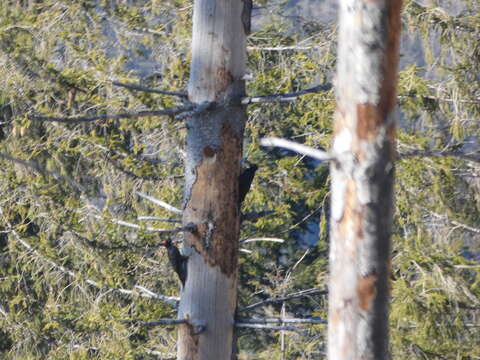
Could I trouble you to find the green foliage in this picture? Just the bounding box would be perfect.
[0,0,479,359]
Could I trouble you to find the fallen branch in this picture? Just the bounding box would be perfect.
[112,81,188,98]
[260,137,334,162]
[31,104,196,123]
[241,84,332,105]
[136,191,183,215]
[238,288,327,313]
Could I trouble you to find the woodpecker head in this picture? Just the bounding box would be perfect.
[162,238,172,247]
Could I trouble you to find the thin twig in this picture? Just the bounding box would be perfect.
[136,191,183,215]
[261,137,334,162]
[238,288,328,313]
[241,84,332,105]
[112,81,188,98]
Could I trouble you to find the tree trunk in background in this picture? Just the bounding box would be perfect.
[328,1,402,359]
[178,0,247,359]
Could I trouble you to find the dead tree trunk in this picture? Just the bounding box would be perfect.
[328,1,402,359]
[177,0,247,359]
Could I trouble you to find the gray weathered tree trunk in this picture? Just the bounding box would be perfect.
[177,0,247,359]
[328,0,402,359]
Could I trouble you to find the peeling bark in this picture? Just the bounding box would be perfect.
[328,1,402,359]
[177,0,248,359]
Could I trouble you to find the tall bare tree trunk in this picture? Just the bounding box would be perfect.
[328,1,402,359]
[177,0,247,359]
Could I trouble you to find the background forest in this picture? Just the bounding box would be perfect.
[0,0,479,359]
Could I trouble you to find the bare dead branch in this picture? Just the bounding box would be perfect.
[137,318,187,326]
[235,323,303,332]
[137,216,182,223]
[132,318,206,334]
[399,150,480,165]
[236,317,326,325]
[247,45,318,51]
[238,288,328,313]
[30,104,196,123]
[112,81,188,98]
[241,84,332,105]
[260,137,334,162]
[136,191,183,215]
[240,237,284,244]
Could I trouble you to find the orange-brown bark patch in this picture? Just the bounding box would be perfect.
[379,0,402,116]
[178,322,200,358]
[357,272,378,312]
[339,180,364,245]
[215,67,234,100]
[183,124,241,276]
[356,104,382,141]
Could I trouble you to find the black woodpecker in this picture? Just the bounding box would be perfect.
[238,164,258,207]
[162,239,188,287]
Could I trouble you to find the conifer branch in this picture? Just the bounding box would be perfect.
[112,81,188,98]
[0,207,178,307]
[260,137,334,162]
[0,152,84,192]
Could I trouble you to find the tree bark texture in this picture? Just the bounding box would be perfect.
[328,1,402,360]
[178,0,247,359]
